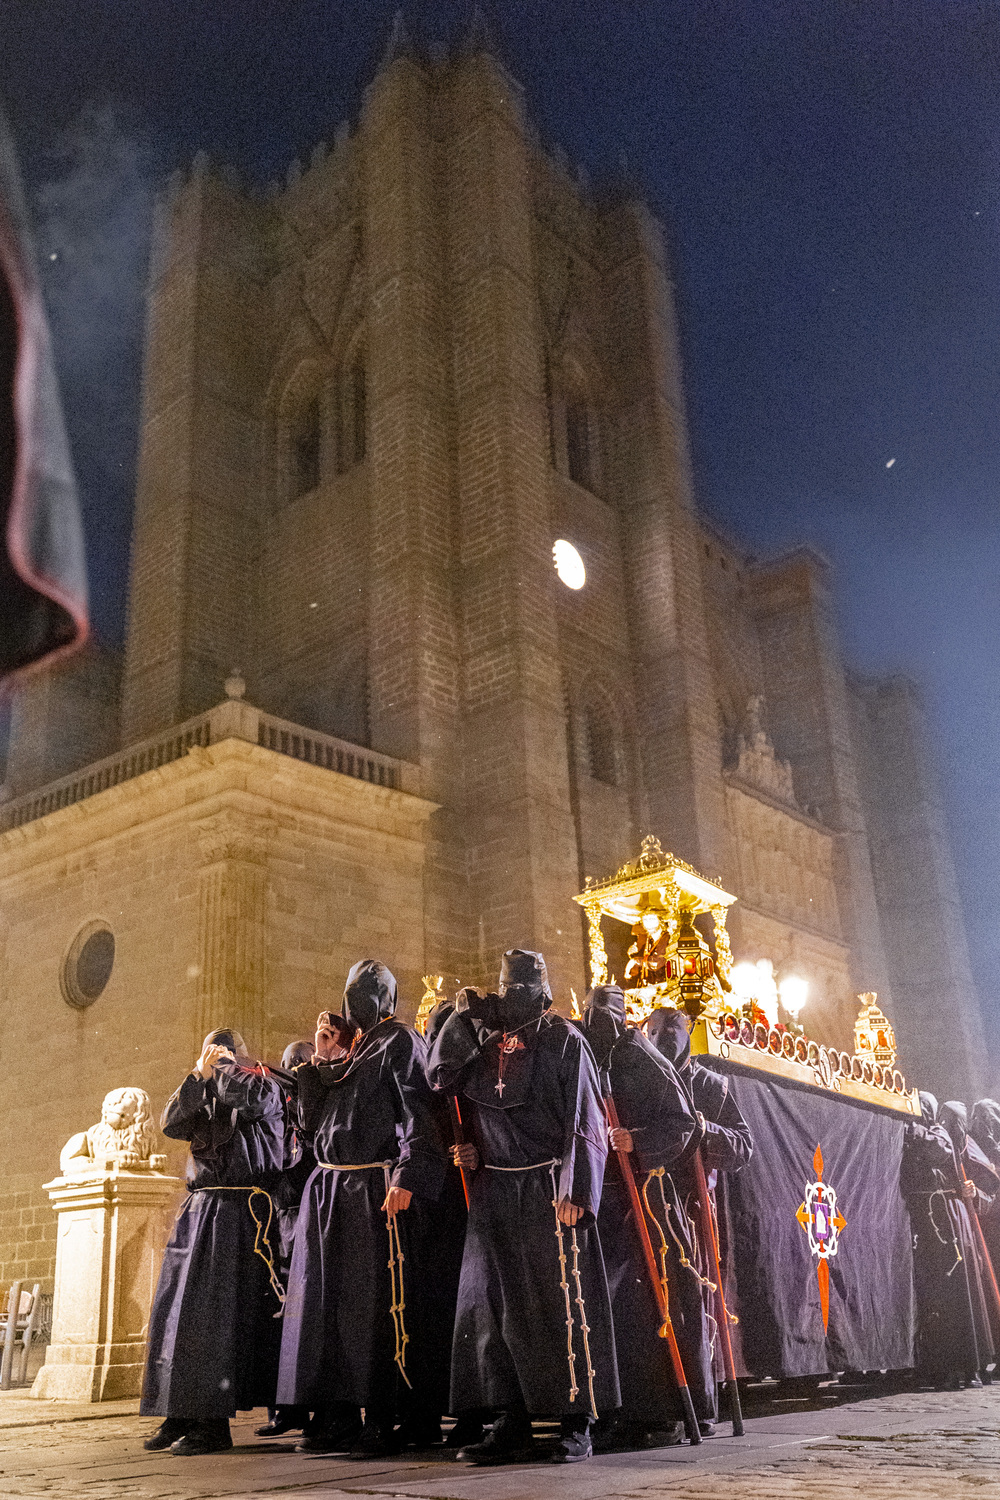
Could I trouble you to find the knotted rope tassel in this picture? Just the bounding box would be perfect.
[568,1222,598,1418]
[642,1169,716,1295]
[317,1159,412,1381]
[188,1185,286,1313]
[383,1164,412,1388]
[549,1162,580,1406]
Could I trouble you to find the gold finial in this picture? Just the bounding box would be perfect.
[854,992,897,1067]
[416,975,444,1036]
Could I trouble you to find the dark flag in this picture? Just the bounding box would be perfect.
[0,103,87,686]
[715,1063,915,1376]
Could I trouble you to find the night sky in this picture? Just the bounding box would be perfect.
[3,1,999,1054]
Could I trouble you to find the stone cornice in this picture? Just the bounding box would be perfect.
[0,737,439,882]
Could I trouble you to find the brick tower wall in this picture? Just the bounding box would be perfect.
[848,673,988,1099]
[120,165,273,742]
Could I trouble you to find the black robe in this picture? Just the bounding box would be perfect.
[969,1101,1000,1342]
[902,1115,995,1383]
[276,1019,446,1415]
[270,1065,317,1280]
[140,1061,286,1418]
[596,1027,704,1427]
[418,1002,471,1419]
[643,1009,753,1421]
[427,1007,620,1419]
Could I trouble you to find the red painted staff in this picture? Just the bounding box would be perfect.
[448,1095,472,1210]
[692,1147,744,1436]
[957,1156,1000,1333]
[604,1092,702,1445]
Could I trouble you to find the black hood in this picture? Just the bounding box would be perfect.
[582,984,627,1068]
[343,959,398,1034]
[644,1007,691,1073]
[424,1000,455,1050]
[497,949,552,1030]
[940,1099,968,1154]
[204,1028,250,1060]
[918,1091,939,1126]
[970,1098,1000,1164]
[281,1039,313,1071]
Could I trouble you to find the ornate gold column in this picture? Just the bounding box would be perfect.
[194,814,273,1055]
[582,900,609,988]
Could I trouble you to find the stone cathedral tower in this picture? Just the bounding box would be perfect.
[0,20,987,1287]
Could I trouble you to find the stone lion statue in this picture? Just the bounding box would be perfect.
[60,1087,166,1175]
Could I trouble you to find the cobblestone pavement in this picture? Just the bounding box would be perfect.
[0,1382,997,1500]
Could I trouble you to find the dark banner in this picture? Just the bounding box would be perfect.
[714,1061,915,1376]
[1,104,88,687]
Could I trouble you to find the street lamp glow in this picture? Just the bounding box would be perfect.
[731,962,758,1003]
[553,539,586,589]
[779,975,809,1023]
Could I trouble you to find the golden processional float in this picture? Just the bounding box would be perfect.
[574,835,918,1117]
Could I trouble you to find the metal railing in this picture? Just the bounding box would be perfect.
[0,697,417,833]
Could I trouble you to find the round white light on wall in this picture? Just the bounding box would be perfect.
[553,539,586,590]
[779,975,810,1023]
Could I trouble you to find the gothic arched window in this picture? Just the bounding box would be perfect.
[583,696,619,786]
[566,398,592,490]
[336,348,367,474]
[548,355,600,494]
[290,394,321,498]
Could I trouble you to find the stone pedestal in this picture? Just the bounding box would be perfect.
[31,1166,181,1401]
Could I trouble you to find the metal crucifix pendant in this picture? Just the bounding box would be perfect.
[496,1031,525,1096]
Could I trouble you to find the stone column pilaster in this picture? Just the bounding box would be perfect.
[194,813,272,1054]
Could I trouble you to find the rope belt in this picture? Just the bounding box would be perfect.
[642,1169,717,1294]
[482,1155,598,1415]
[925,1187,964,1275]
[484,1158,562,1171]
[317,1159,411,1386]
[188,1186,285,1311]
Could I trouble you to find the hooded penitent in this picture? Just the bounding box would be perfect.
[940,1100,969,1155]
[496,948,552,1031]
[903,1091,997,1385]
[581,983,710,1430]
[276,961,446,1421]
[581,984,627,1071]
[644,1006,692,1074]
[970,1099,1000,1167]
[424,1000,456,1050]
[342,959,398,1034]
[204,1027,251,1060]
[426,950,621,1420]
[281,1040,313,1072]
[142,1021,287,1422]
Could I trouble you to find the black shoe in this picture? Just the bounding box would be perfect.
[445,1414,486,1449]
[458,1410,534,1465]
[591,1419,650,1455]
[256,1417,299,1437]
[170,1421,233,1456]
[396,1417,443,1448]
[144,1418,190,1451]
[552,1417,592,1464]
[348,1421,402,1459]
[296,1417,363,1454]
[698,1420,716,1438]
[651,1421,685,1447]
